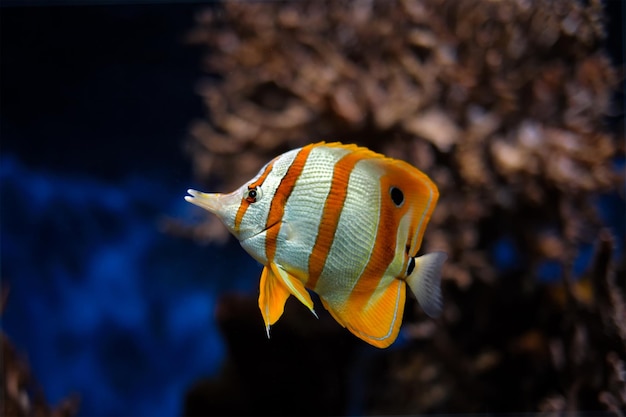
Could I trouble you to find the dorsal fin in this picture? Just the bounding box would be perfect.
[312,142,395,164]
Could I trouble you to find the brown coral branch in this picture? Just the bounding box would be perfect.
[179,0,624,414]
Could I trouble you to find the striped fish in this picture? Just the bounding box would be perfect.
[186,142,446,348]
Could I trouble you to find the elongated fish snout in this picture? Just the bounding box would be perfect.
[185,189,222,213]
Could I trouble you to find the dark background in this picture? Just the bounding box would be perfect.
[1,1,624,416]
[1,3,263,416]
[1,4,203,180]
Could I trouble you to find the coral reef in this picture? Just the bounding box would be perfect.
[181,0,624,414]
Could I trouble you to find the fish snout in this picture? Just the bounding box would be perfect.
[185,189,223,214]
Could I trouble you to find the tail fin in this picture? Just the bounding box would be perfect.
[406,252,446,317]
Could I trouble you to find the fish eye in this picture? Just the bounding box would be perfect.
[244,186,263,203]
[389,186,404,207]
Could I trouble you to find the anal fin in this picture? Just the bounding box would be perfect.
[320,279,406,348]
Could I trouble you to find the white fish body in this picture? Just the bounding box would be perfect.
[186,142,445,348]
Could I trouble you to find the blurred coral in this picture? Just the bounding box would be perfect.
[184,0,621,270]
[181,0,624,414]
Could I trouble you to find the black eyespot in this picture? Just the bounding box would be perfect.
[244,186,263,203]
[407,257,416,276]
[390,186,404,207]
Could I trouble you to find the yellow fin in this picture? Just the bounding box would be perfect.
[258,266,291,338]
[258,263,317,338]
[320,280,406,348]
[269,263,317,318]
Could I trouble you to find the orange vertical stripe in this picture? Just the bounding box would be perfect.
[307,151,362,290]
[264,145,314,261]
[233,201,249,234]
[408,171,438,256]
[248,159,277,189]
[345,173,409,311]
[234,160,276,233]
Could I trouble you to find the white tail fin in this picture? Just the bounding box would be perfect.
[406,252,446,318]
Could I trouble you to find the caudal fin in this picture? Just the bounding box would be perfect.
[406,252,446,318]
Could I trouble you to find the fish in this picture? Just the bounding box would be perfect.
[185,142,446,348]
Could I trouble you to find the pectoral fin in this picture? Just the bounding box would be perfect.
[320,279,406,348]
[258,263,317,338]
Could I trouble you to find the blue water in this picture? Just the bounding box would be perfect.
[1,154,259,416]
